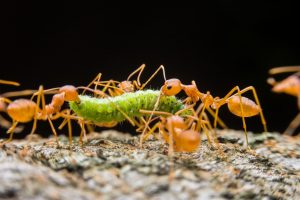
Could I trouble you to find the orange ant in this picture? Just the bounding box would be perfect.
[159,115,201,153]
[2,85,80,145]
[88,64,167,97]
[139,102,221,148]
[139,108,210,152]
[138,106,215,181]
[267,66,300,135]
[159,78,267,147]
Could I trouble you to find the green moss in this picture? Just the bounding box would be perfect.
[69,90,190,123]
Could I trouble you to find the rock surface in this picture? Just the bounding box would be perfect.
[0,130,299,200]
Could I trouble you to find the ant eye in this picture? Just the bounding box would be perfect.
[167,85,172,90]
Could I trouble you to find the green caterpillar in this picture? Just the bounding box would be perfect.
[69,90,189,123]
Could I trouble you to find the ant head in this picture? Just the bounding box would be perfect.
[267,77,276,86]
[59,85,79,102]
[161,79,182,96]
[167,115,187,129]
[118,81,135,93]
[174,130,200,152]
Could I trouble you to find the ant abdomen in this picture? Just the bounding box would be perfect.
[227,96,261,117]
[174,130,200,152]
[7,99,36,123]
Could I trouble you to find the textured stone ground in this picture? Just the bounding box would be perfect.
[0,130,299,200]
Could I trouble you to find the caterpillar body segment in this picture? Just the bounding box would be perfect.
[69,90,190,123]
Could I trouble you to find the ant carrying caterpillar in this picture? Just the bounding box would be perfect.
[141,78,268,148]
[69,90,191,125]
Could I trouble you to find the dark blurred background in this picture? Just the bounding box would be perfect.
[1,3,300,138]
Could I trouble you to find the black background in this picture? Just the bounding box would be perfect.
[1,3,300,137]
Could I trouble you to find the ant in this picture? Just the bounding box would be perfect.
[46,85,130,146]
[267,66,300,135]
[139,107,212,152]
[2,85,80,145]
[89,64,167,96]
[139,102,221,148]
[159,78,267,147]
[138,106,216,181]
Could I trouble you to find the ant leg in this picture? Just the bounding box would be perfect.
[101,80,122,95]
[56,110,81,145]
[213,86,249,147]
[94,80,122,95]
[0,97,12,104]
[56,114,71,144]
[206,107,227,129]
[0,79,20,86]
[86,124,94,134]
[139,92,163,146]
[236,87,249,147]
[83,74,120,95]
[197,100,210,132]
[202,115,225,157]
[174,103,196,116]
[191,101,227,129]
[269,66,300,75]
[47,117,59,146]
[238,86,267,132]
[283,112,300,135]
[201,122,212,145]
[108,100,137,126]
[136,116,159,132]
[0,115,23,133]
[141,122,160,143]
[66,109,73,146]
[1,90,38,98]
[30,85,43,135]
[83,73,102,95]
[5,120,19,142]
[79,120,86,146]
[127,64,146,85]
[139,109,173,116]
[137,65,167,90]
[166,118,175,181]
[213,86,242,128]
[159,123,170,143]
[41,86,60,145]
